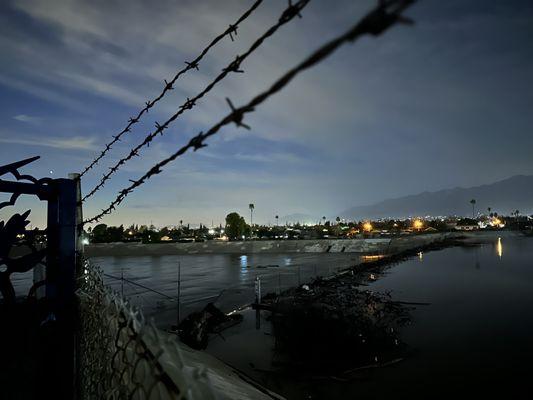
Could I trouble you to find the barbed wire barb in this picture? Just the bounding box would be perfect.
[83,0,416,225]
[78,0,264,178]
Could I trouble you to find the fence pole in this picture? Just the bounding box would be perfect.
[45,177,77,400]
[177,261,181,326]
[255,276,261,330]
[69,173,83,400]
[254,276,261,303]
[69,173,83,263]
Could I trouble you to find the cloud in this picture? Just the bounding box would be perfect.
[13,114,41,124]
[0,135,98,150]
[233,152,302,164]
[55,71,146,106]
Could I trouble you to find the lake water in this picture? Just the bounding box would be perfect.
[89,252,361,326]
[205,234,533,399]
[10,234,533,398]
[9,252,361,327]
[359,234,533,398]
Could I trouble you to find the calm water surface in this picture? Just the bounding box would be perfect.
[206,235,533,399]
[11,251,362,326]
[358,235,533,398]
[90,252,361,326]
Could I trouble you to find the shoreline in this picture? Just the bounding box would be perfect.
[85,232,466,257]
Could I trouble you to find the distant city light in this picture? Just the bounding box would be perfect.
[361,255,385,261]
[208,228,215,235]
[413,219,424,230]
[491,217,505,228]
[363,222,373,232]
[82,238,90,245]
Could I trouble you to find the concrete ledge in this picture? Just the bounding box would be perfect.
[85,233,458,257]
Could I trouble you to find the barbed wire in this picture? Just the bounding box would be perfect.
[78,0,263,179]
[83,0,415,225]
[81,0,310,202]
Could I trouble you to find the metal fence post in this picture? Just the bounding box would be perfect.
[177,261,181,326]
[69,173,83,400]
[69,173,84,269]
[45,177,78,399]
[254,276,261,304]
[46,178,77,312]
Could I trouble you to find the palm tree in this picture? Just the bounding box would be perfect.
[322,216,326,225]
[470,199,476,219]
[336,216,341,224]
[249,203,255,238]
[275,215,279,226]
[487,207,491,215]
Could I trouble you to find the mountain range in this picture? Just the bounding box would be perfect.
[339,175,533,220]
[281,175,533,223]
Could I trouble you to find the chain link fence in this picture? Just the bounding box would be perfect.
[77,260,216,399]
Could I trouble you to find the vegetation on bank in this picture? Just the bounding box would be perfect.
[85,211,531,244]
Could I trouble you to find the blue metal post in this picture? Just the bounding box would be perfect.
[45,177,78,399]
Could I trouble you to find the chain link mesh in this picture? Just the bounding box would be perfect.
[77,260,216,399]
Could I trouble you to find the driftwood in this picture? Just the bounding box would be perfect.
[178,302,243,349]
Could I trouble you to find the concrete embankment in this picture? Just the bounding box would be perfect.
[85,232,460,257]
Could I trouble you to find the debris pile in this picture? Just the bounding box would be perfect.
[264,276,413,375]
[178,302,243,349]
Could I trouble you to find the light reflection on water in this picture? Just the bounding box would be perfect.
[361,235,533,397]
[239,254,249,282]
[497,237,503,258]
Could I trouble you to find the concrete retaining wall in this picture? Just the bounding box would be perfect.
[85,233,458,257]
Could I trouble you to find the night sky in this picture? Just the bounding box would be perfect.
[1,0,532,228]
